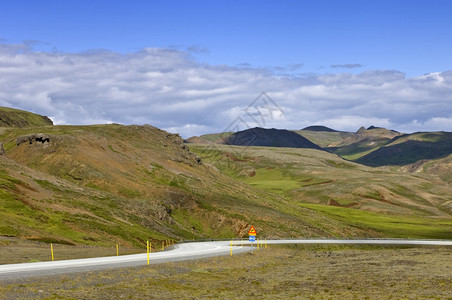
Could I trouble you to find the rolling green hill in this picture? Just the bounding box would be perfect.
[0,107,53,128]
[355,132,452,167]
[0,123,385,247]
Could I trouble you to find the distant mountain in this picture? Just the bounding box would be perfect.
[355,126,401,140]
[325,126,402,160]
[0,106,53,127]
[186,125,452,169]
[301,125,338,132]
[225,127,321,149]
[295,126,354,148]
[184,132,231,144]
[355,132,452,167]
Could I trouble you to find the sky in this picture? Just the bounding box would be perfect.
[1,0,452,137]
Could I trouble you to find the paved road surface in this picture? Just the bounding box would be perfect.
[1,239,451,280]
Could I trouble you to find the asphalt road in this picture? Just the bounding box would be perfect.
[1,239,451,280]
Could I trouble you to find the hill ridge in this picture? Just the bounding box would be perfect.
[225,127,321,149]
[0,106,53,128]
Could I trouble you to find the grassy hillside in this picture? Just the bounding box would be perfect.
[0,124,384,247]
[293,129,354,148]
[184,132,232,144]
[190,144,452,239]
[401,153,452,185]
[0,107,53,128]
[328,136,393,160]
[355,132,452,166]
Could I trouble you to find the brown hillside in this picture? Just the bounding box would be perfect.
[0,124,377,246]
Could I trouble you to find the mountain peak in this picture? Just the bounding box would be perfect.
[226,127,320,149]
[302,125,338,132]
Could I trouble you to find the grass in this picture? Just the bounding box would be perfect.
[300,203,452,239]
[0,106,53,128]
[243,168,300,195]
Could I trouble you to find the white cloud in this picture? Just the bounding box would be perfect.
[1,42,452,137]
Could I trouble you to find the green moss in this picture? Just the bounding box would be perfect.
[244,168,300,194]
[300,203,452,239]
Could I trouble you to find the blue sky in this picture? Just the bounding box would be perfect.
[1,0,452,136]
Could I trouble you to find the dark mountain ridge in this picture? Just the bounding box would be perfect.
[225,127,321,149]
[355,131,452,167]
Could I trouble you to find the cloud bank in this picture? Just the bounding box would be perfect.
[330,64,363,69]
[1,42,452,137]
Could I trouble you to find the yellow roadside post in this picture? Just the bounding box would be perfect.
[230,240,233,256]
[51,243,54,261]
[116,244,119,256]
[147,240,150,265]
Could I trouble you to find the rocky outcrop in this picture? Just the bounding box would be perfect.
[16,134,51,146]
[162,131,202,165]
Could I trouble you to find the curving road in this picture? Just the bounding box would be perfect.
[1,239,451,280]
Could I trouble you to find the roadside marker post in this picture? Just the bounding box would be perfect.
[230,240,233,256]
[147,241,150,265]
[50,243,54,261]
[116,244,119,256]
[162,241,164,251]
